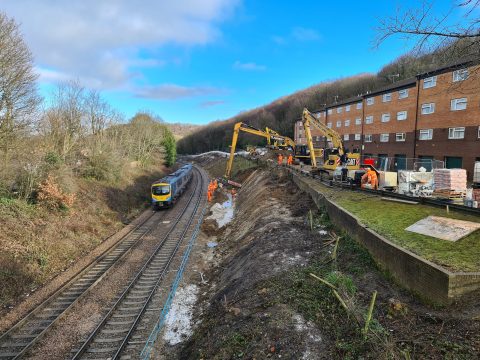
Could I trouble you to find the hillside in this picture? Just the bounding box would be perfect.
[166,122,200,140]
[177,40,477,155]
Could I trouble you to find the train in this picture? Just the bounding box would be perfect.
[151,163,193,209]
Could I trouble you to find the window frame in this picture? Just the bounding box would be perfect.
[327,122,332,128]
[336,121,342,128]
[345,105,351,112]
[343,134,350,141]
[356,102,362,109]
[355,118,362,125]
[382,93,392,102]
[381,113,391,122]
[327,109,332,115]
[397,111,408,121]
[419,129,433,140]
[423,76,437,89]
[398,89,409,99]
[337,107,342,114]
[450,97,467,111]
[448,127,465,139]
[366,97,374,106]
[380,133,389,142]
[365,115,373,124]
[421,103,435,115]
[364,134,373,142]
[395,133,406,142]
[453,69,469,82]
[354,133,361,140]
[344,119,350,127]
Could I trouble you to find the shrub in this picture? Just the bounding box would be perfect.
[37,175,76,210]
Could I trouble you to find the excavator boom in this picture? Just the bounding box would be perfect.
[224,122,295,178]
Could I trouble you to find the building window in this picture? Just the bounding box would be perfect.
[336,121,341,128]
[344,119,350,127]
[337,107,342,114]
[355,118,362,125]
[453,69,469,82]
[345,105,351,112]
[423,76,437,89]
[398,89,409,99]
[451,98,467,111]
[397,111,407,121]
[396,133,406,142]
[381,113,390,122]
[354,133,361,140]
[365,115,373,124]
[382,93,392,102]
[419,129,433,140]
[421,103,435,115]
[356,102,362,109]
[366,97,374,106]
[364,134,372,142]
[316,136,321,141]
[380,133,389,142]
[328,109,332,115]
[448,127,465,139]
[327,122,332,128]
[344,134,350,141]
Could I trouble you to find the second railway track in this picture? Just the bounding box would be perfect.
[70,166,207,360]
[0,166,206,360]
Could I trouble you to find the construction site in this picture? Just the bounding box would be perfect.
[2,2,480,359]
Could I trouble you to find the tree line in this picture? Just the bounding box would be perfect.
[0,12,176,204]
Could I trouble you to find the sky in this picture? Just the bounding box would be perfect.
[0,0,470,124]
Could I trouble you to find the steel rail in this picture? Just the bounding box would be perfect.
[0,209,162,360]
[71,167,204,360]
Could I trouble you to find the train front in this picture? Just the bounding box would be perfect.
[151,182,171,208]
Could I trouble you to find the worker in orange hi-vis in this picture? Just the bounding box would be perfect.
[213,179,218,189]
[287,154,293,166]
[207,190,212,202]
[277,154,283,165]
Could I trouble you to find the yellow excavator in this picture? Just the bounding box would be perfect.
[302,107,360,175]
[225,122,295,179]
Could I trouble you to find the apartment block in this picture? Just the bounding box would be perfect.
[293,59,480,179]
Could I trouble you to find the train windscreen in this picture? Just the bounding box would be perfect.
[152,185,170,195]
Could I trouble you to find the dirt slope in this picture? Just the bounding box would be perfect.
[156,166,480,359]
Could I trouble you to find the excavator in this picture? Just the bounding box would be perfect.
[224,122,295,179]
[302,107,360,176]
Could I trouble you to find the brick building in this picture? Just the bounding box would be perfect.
[293,59,480,179]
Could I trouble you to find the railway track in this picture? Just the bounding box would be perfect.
[70,166,207,359]
[0,166,205,360]
[0,211,163,359]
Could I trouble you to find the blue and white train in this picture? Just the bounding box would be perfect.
[151,164,193,209]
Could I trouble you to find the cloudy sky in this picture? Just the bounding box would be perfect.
[0,0,465,124]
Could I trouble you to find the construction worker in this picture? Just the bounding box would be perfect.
[361,168,378,190]
[287,154,293,166]
[277,153,283,166]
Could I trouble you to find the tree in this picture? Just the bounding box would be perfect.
[0,12,41,167]
[376,1,480,58]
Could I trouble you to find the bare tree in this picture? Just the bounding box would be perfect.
[0,12,41,167]
[42,81,85,162]
[376,1,480,58]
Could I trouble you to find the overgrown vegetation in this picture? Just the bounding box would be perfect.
[177,39,479,155]
[0,11,176,308]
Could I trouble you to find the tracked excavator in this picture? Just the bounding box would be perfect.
[224,122,295,179]
[302,107,360,176]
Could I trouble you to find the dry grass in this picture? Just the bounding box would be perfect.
[0,163,166,308]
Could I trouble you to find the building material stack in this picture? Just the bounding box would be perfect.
[397,171,434,197]
[433,169,467,202]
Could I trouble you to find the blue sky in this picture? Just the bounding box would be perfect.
[2,0,467,124]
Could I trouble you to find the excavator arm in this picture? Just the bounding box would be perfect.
[225,122,295,178]
[302,108,345,169]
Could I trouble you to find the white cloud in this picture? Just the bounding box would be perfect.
[2,1,240,89]
[134,84,224,100]
[233,61,267,71]
[200,100,225,108]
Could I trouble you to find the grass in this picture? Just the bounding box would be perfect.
[305,179,480,272]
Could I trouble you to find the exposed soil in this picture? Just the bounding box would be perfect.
[150,165,480,359]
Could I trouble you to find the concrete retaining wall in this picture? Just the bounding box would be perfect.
[287,168,480,305]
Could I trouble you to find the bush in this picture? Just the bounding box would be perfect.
[81,153,121,182]
[37,175,76,210]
